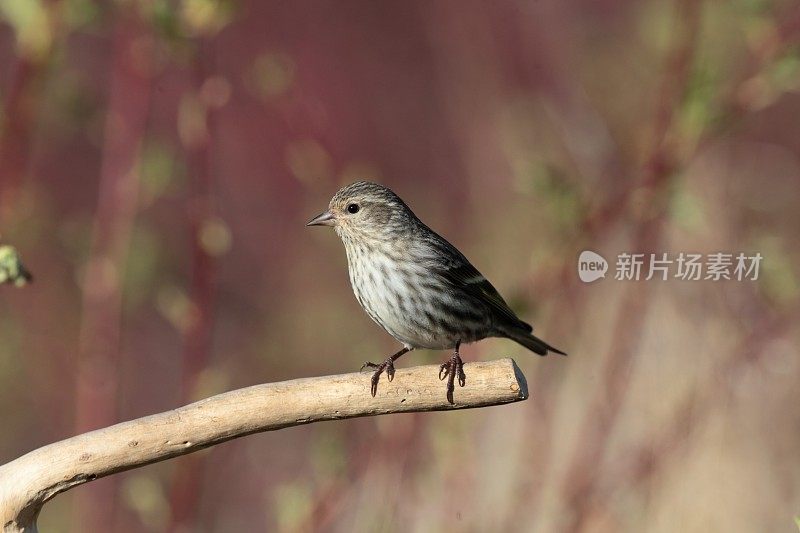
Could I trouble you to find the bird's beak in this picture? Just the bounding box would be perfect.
[306,211,336,227]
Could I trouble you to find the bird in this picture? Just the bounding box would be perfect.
[307,181,565,403]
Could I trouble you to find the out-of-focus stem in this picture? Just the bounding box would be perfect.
[71,10,153,533]
[557,1,702,530]
[0,57,40,223]
[0,0,64,223]
[166,39,220,532]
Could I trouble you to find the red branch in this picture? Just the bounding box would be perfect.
[71,11,153,532]
[557,1,702,530]
[167,39,220,532]
[0,57,39,223]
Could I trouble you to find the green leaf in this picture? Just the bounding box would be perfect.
[0,245,32,287]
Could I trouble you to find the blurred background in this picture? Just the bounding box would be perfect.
[1,0,799,531]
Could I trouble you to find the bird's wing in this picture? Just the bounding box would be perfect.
[424,233,533,332]
[442,262,532,332]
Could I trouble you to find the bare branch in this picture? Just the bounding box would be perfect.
[0,358,527,532]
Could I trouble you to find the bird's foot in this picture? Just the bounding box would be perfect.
[360,358,396,397]
[359,347,410,398]
[438,352,466,404]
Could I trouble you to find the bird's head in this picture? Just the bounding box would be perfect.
[307,181,416,243]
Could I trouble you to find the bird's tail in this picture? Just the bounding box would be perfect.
[503,328,567,356]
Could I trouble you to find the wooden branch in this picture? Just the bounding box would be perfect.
[0,358,527,532]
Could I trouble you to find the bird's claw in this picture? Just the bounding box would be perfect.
[360,361,379,372]
[370,372,380,397]
[367,359,395,397]
[439,353,466,404]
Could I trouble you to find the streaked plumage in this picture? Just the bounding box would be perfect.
[308,181,565,403]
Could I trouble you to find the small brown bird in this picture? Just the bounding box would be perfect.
[308,181,565,403]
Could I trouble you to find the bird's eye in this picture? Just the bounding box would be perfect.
[347,203,360,214]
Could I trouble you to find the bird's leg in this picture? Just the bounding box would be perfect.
[439,340,466,404]
[360,347,411,397]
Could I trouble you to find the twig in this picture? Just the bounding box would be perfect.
[0,359,527,533]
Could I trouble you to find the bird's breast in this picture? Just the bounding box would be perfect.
[342,245,487,350]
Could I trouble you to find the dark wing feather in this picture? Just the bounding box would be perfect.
[423,229,532,332]
[442,262,532,332]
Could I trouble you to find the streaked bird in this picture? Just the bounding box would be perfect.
[307,181,565,403]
